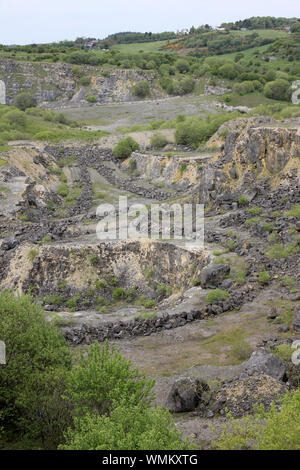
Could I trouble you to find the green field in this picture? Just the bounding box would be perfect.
[112,40,169,54]
[230,29,288,39]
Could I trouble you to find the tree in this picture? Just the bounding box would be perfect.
[175,59,190,73]
[59,403,191,450]
[65,341,154,416]
[264,79,290,101]
[113,137,139,159]
[13,91,36,111]
[290,22,300,33]
[0,291,72,441]
[132,80,150,98]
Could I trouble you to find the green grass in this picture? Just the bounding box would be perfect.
[112,40,169,54]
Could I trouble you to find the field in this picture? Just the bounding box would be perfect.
[112,40,169,53]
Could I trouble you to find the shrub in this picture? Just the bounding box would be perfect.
[4,110,27,128]
[285,204,300,218]
[132,81,150,98]
[205,289,229,303]
[238,195,249,206]
[258,271,271,284]
[13,91,36,111]
[79,76,91,86]
[0,291,71,440]
[65,341,154,416]
[88,253,98,266]
[113,137,139,159]
[175,59,190,73]
[150,133,168,149]
[216,389,300,450]
[57,183,69,197]
[59,402,190,450]
[143,299,156,309]
[112,287,126,300]
[86,95,97,103]
[231,339,252,361]
[26,247,39,262]
[247,206,262,216]
[264,79,290,101]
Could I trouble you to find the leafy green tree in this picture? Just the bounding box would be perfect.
[264,79,290,101]
[13,91,36,111]
[113,137,139,159]
[65,341,154,416]
[4,110,27,128]
[0,291,72,440]
[59,403,191,450]
[290,22,300,33]
[132,80,150,98]
[175,59,190,74]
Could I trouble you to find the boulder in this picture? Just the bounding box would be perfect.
[293,305,300,331]
[199,263,230,288]
[243,349,286,381]
[214,374,287,417]
[166,376,209,413]
[0,236,17,251]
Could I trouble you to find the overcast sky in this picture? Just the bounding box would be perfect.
[0,0,299,45]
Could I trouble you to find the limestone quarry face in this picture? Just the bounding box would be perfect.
[200,124,300,206]
[2,239,207,297]
[122,151,210,189]
[0,58,164,106]
[0,79,5,104]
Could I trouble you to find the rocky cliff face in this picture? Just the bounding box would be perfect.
[0,58,163,106]
[122,152,211,190]
[200,123,300,209]
[2,240,207,298]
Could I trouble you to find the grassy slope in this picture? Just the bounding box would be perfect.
[112,40,169,54]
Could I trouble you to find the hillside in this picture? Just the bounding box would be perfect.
[0,14,300,452]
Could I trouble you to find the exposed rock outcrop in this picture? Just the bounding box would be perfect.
[166,376,209,412]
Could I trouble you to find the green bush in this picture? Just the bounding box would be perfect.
[258,271,271,284]
[13,91,36,111]
[132,81,150,98]
[238,195,249,206]
[65,341,154,416]
[112,287,126,300]
[150,133,168,149]
[59,402,190,450]
[285,204,300,218]
[205,289,229,303]
[86,95,97,103]
[175,59,190,74]
[57,183,69,197]
[0,291,71,440]
[216,389,300,450]
[113,137,139,159]
[79,76,91,86]
[4,110,27,128]
[264,79,290,101]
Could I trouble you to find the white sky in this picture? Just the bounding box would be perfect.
[0,0,299,45]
